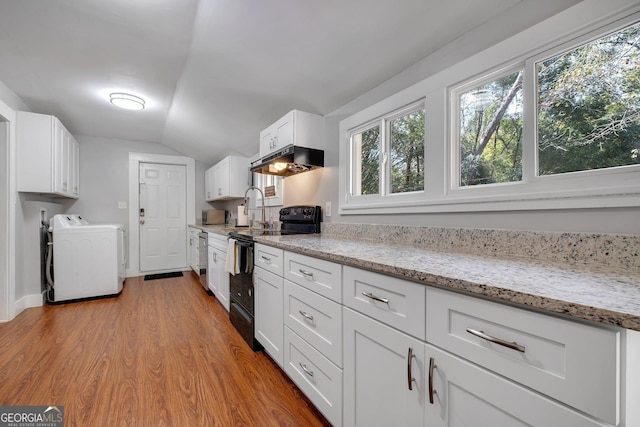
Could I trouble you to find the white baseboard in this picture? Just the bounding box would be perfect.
[14,293,43,317]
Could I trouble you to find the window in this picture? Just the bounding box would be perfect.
[351,124,380,196]
[458,70,523,186]
[339,7,640,214]
[390,108,425,193]
[349,102,425,199]
[537,22,640,175]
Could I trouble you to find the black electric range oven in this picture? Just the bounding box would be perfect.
[228,205,321,351]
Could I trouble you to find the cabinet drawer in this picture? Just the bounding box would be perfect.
[284,280,342,367]
[284,327,342,427]
[284,251,342,303]
[207,232,228,252]
[254,243,283,276]
[426,287,620,425]
[343,266,426,340]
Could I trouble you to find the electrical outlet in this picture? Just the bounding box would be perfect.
[325,201,332,217]
[118,202,127,209]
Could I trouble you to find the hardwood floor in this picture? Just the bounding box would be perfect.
[0,274,331,427]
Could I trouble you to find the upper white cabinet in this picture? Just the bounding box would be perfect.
[259,110,324,158]
[205,155,248,201]
[17,111,80,198]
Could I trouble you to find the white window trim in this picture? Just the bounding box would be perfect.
[347,100,426,202]
[339,1,640,215]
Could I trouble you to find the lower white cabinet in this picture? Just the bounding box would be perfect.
[188,227,200,273]
[207,246,229,311]
[424,344,609,427]
[253,245,637,427]
[284,327,342,426]
[254,266,284,367]
[343,307,425,427]
[207,233,229,311]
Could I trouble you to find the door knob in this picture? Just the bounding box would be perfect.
[140,219,145,225]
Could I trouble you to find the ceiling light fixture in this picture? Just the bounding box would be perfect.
[109,92,145,110]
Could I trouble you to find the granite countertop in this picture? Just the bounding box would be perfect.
[252,234,640,332]
[189,223,640,332]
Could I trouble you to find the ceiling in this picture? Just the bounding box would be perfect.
[0,0,580,165]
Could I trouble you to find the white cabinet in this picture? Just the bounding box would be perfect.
[424,344,609,427]
[188,226,200,273]
[17,111,80,198]
[343,307,425,427]
[284,326,343,426]
[254,265,284,367]
[426,287,620,425]
[254,243,285,367]
[284,280,343,366]
[205,155,249,201]
[343,266,425,339]
[204,168,214,201]
[259,110,324,158]
[208,233,229,311]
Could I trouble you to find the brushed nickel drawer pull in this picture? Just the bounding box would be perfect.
[299,363,314,377]
[428,357,437,404]
[361,291,389,305]
[299,310,314,321]
[466,328,526,353]
[407,347,415,391]
[299,269,314,278]
[260,255,271,262]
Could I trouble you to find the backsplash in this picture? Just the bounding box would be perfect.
[322,223,640,271]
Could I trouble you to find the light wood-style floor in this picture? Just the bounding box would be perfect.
[0,274,331,426]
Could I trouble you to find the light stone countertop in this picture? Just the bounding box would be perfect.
[249,233,640,332]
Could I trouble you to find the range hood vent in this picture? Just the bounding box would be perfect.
[250,145,324,177]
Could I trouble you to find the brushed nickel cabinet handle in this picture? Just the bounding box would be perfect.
[299,363,314,377]
[299,269,314,278]
[298,310,314,321]
[466,328,526,353]
[361,291,389,305]
[428,357,437,404]
[407,347,415,390]
[260,255,271,262]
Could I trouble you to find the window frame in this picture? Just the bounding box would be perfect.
[346,100,426,205]
[338,6,640,215]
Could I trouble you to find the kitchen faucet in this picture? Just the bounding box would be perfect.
[243,186,266,229]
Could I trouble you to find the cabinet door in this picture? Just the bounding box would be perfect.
[260,126,275,157]
[213,157,230,199]
[189,229,199,272]
[204,168,213,201]
[70,136,79,197]
[214,248,229,311]
[207,246,217,293]
[343,307,425,427]
[274,112,294,149]
[254,266,284,367]
[424,344,608,427]
[53,121,68,195]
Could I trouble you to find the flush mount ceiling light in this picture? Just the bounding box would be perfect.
[109,92,145,110]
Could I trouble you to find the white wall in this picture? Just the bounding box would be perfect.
[71,135,187,227]
[302,0,640,234]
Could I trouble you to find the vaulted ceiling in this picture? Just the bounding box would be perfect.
[0,0,580,165]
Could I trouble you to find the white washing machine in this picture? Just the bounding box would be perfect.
[49,214,126,302]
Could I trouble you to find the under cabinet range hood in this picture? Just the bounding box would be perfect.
[250,144,324,177]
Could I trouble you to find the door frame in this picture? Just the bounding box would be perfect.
[0,99,16,322]
[128,153,195,277]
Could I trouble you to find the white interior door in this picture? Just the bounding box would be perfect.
[139,162,187,273]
